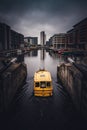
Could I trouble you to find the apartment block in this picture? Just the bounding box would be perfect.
[0,23,11,50]
[73,18,87,50]
[66,29,75,49]
[0,22,24,50]
[24,37,38,46]
[11,30,24,49]
[51,33,66,49]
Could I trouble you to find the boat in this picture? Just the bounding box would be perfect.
[58,48,68,54]
[34,69,53,97]
[62,51,74,55]
[62,50,85,56]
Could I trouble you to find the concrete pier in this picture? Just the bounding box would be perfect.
[0,62,27,112]
[57,62,87,119]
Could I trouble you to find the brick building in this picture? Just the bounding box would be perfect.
[66,29,74,49]
[66,18,87,50]
[73,18,87,50]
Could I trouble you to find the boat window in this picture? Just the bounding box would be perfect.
[40,82,46,88]
[35,82,39,87]
[47,82,51,87]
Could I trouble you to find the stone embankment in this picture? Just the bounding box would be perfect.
[57,61,87,119]
[0,60,27,112]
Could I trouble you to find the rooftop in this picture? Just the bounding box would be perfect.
[34,70,52,82]
[73,17,87,27]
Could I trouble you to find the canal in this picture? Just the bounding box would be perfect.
[2,49,87,130]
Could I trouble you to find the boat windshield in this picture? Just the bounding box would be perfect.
[35,82,39,87]
[40,81,46,88]
[47,82,51,87]
[35,81,51,88]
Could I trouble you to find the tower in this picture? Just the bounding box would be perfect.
[40,31,46,46]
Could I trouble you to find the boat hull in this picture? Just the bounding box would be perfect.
[34,89,53,97]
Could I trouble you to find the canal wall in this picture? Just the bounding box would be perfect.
[0,62,27,112]
[57,63,87,119]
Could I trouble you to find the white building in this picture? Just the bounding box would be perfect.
[51,33,66,49]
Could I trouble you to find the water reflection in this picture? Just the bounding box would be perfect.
[28,50,38,57]
[17,54,24,62]
[40,49,46,60]
[40,49,46,70]
[50,50,87,65]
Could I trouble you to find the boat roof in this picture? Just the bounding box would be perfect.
[34,70,52,82]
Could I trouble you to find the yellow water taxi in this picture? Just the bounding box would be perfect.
[34,69,53,97]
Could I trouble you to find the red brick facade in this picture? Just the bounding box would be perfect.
[66,18,87,50]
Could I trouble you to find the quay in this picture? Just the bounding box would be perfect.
[0,47,38,57]
[57,58,87,119]
[0,58,27,112]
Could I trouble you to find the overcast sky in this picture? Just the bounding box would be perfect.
[0,0,87,42]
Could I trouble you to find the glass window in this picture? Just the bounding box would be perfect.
[40,82,46,88]
[35,82,39,87]
[47,82,51,87]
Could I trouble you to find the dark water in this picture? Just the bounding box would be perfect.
[1,49,87,130]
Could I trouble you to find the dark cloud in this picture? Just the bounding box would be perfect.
[0,0,87,40]
[0,0,87,14]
